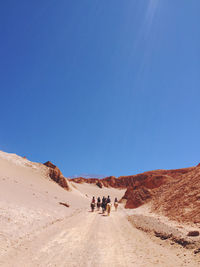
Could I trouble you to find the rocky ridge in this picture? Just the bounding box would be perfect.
[151,164,200,223]
[70,165,200,224]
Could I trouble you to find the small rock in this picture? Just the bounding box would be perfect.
[187,231,199,237]
[155,232,171,240]
[59,202,70,208]
[173,238,190,247]
[194,248,200,254]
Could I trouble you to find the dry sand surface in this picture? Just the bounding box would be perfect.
[0,151,200,266]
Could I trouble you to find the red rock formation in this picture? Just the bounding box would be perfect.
[118,167,196,210]
[96,181,103,188]
[70,167,194,195]
[44,161,70,191]
[70,177,99,184]
[70,167,194,190]
[121,187,152,208]
[151,165,200,223]
[70,165,199,220]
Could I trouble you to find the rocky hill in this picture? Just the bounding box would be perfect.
[70,167,195,189]
[71,165,200,223]
[151,164,200,224]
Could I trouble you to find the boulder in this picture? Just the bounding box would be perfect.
[121,187,152,209]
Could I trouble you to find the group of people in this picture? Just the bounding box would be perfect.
[90,196,119,216]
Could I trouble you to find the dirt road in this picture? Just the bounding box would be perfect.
[0,207,199,267]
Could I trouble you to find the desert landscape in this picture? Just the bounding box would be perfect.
[0,150,200,267]
[1,0,199,266]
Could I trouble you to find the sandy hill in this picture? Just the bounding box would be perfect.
[0,150,125,258]
[0,151,86,254]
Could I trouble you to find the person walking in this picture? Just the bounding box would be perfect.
[114,197,118,211]
[90,196,95,212]
[101,196,106,213]
[106,196,111,216]
[97,197,101,211]
[107,196,111,203]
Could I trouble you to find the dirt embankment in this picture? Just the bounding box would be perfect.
[127,210,200,252]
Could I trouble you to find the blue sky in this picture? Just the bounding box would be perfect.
[0,0,200,177]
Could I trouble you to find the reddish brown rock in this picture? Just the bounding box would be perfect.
[59,202,70,208]
[70,165,200,223]
[71,167,194,190]
[71,177,99,184]
[187,231,199,237]
[44,161,70,191]
[121,187,152,209]
[96,181,103,188]
[152,165,200,223]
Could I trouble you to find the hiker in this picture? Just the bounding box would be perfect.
[92,196,95,203]
[114,197,118,211]
[101,196,106,213]
[107,201,112,216]
[90,196,95,212]
[105,196,111,215]
[107,195,111,203]
[97,197,101,211]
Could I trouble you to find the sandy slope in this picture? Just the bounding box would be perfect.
[0,151,88,258]
[0,151,199,266]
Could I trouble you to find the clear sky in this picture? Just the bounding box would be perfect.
[0,0,200,177]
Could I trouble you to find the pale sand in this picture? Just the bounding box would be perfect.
[0,151,199,266]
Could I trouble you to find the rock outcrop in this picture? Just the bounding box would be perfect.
[70,167,194,190]
[121,187,152,208]
[70,167,195,208]
[151,165,200,223]
[96,181,103,188]
[44,161,70,191]
[71,177,99,184]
